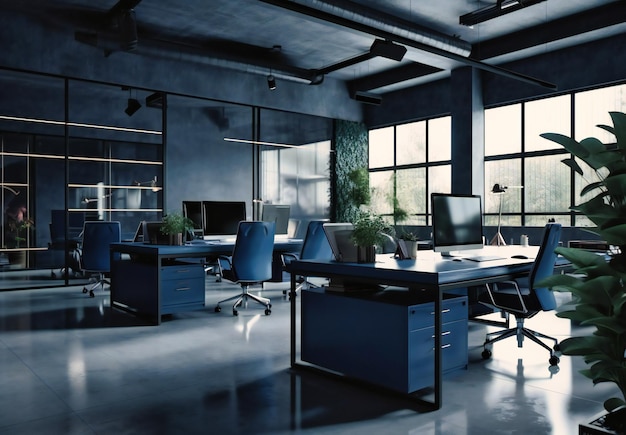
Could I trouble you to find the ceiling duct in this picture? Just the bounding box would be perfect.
[262,0,472,57]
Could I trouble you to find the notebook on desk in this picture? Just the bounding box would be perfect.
[323,223,358,263]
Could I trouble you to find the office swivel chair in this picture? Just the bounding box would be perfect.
[281,220,333,298]
[48,210,82,278]
[80,221,121,297]
[214,221,275,316]
[479,222,562,366]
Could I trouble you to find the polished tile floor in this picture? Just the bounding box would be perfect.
[0,276,619,434]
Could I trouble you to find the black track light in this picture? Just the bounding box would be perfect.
[267,74,276,90]
[125,98,141,116]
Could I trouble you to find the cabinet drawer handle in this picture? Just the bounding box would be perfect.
[431,308,451,315]
[432,331,451,338]
[176,269,190,274]
[432,344,452,350]
[175,287,191,291]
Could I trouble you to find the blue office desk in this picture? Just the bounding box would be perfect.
[110,239,302,324]
[286,245,559,410]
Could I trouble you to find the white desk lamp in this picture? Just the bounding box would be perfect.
[490,183,523,246]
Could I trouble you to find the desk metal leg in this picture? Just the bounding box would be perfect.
[434,288,442,409]
[290,272,297,368]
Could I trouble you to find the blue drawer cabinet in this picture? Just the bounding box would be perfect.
[301,289,468,394]
[160,263,205,313]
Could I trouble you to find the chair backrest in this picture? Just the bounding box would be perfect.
[300,220,333,261]
[528,222,562,311]
[231,221,276,282]
[81,221,121,272]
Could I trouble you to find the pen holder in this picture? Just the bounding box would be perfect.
[520,234,529,247]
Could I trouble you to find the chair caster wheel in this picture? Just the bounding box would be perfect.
[481,349,492,360]
[549,355,560,366]
[82,287,88,294]
[232,310,238,316]
[89,290,95,298]
[268,303,272,308]
[214,306,221,313]
[265,308,271,315]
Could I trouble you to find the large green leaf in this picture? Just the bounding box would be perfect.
[540,132,586,157]
[582,316,626,335]
[610,111,626,151]
[561,158,583,175]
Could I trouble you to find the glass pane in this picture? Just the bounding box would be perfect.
[396,121,425,165]
[525,155,571,213]
[484,159,522,214]
[525,95,571,152]
[526,215,570,227]
[369,170,394,216]
[396,167,425,224]
[575,84,626,142]
[369,127,394,169]
[428,116,451,162]
[485,104,521,156]
[428,164,451,202]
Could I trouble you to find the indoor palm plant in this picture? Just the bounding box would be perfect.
[539,111,626,432]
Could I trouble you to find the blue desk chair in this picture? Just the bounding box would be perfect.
[281,220,333,297]
[479,222,562,366]
[215,221,275,316]
[81,221,121,298]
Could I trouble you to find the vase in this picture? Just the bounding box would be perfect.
[357,245,376,263]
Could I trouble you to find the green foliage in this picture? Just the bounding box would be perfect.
[539,111,626,414]
[334,120,369,223]
[347,167,371,208]
[160,212,194,235]
[351,211,390,248]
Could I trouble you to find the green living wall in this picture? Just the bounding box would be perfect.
[333,120,368,223]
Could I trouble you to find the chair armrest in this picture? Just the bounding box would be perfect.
[484,280,529,314]
[281,252,299,268]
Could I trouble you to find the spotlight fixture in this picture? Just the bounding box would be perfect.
[460,0,547,27]
[369,39,406,62]
[267,74,277,90]
[125,98,141,116]
[133,176,160,192]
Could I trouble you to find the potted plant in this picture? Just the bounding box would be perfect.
[538,111,626,433]
[160,212,194,246]
[4,204,34,267]
[351,211,390,263]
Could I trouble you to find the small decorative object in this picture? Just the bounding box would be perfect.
[160,212,194,246]
[539,111,626,434]
[351,211,390,263]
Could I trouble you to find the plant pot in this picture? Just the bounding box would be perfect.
[357,245,376,263]
[403,240,418,259]
[168,233,183,246]
[8,250,26,268]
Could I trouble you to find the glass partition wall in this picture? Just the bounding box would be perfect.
[0,68,333,290]
[0,71,164,289]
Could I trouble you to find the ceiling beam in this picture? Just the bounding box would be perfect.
[261,0,556,89]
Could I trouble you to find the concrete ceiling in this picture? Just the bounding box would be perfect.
[5,0,625,96]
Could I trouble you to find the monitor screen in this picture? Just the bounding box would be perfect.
[182,201,203,230]
[261,204,290,235]
[202,201,246,236]
[431,193,484,256]
[142,221,169,245]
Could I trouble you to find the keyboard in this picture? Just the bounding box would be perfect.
[463,255,506,262]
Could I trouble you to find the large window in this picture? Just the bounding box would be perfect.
[368,116,451,225]
[484,83,626,227]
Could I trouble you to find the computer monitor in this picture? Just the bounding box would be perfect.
[142,221,169,245]
[202,201,246,238]
[261,204,290,235]
[431,193,484,257]
[182,201,203,230]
